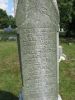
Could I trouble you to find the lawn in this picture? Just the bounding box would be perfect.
[0,40,75,100]
[59,41,75,100]
[0,41,21,100]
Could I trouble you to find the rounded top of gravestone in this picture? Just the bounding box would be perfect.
[16,0,60,31]
[14,0,18,16]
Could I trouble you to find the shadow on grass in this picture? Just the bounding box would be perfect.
[0,91,18,100]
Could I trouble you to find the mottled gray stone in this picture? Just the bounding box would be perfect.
[19,90,62,100]
[59,46,63,59]
[14,0,18,15]
[16,0,60,100]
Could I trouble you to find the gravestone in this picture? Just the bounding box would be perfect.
[59,46,63,60]
[16,0,60,100]
[59,46,66,62]
[14,0,18,15]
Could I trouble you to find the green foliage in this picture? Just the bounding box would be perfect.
[8,16,16,28]
[0,9,8,18]
[0,9,9,28]
[0,18,9,29]
[0,8,16,29]
[58,0,75,37]
[0,30,16,36]
[0,30,17,41]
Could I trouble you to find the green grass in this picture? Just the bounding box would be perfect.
[0,41,75,100]
[59,42,75,100]
[0,41,21,100]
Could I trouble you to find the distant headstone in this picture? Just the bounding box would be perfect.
[4,25,13,32]
[69,43,72,45]
[59,45,66,62]
[8,36,17,41]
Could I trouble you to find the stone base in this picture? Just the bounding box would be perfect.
[19,90,24,100]
[19,91,62,100]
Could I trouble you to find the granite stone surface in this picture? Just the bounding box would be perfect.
[16,0,59,100]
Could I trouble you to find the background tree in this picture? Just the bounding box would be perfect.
[0,8,16,29]
[8,15,16,28]
[71,0,75,33]
[58,0,75,37]
[0,9,9,28]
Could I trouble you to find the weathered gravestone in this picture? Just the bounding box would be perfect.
[59,46,66,62]
[14,0,18,15]
[15,0,60,100]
